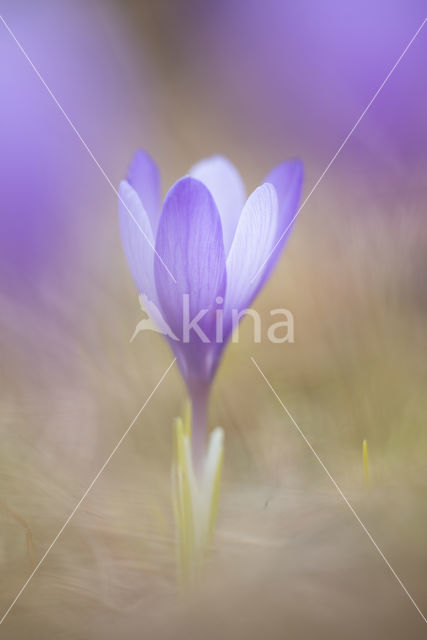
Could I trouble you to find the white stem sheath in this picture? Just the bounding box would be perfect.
[172,416,224,583]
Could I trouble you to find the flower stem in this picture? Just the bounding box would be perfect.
[172,416,224,586]
[190,384,210,473]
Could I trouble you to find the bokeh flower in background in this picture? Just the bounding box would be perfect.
[177,0,427,184]
[0,0,154,462]
[0,0,151,300]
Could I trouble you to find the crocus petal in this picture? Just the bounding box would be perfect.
[118,180,158,306]
[265,159,303,247]
[126,150,161,233]
[189,155,245,254]
[244,159,303,290]
[224,183,278,319]
[154,177,226,345]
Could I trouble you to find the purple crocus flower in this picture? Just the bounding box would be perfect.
[119,151,303,459]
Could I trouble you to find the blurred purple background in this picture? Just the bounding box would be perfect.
[0,1,152,298]
[1,0,425,300]
[162,0,427,193]
[187,0,426,160]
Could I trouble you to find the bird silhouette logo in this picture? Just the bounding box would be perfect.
[131,294,179,342]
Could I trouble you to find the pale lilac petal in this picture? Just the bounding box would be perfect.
[189,155,245,253]
[224,183,278,318]
[126,150,161,233]
[245,159,303,290]
[118,180,158,305]
[264,159,303,246]
[154,177,226,348]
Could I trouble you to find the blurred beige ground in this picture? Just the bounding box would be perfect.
[1,1,426,638]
